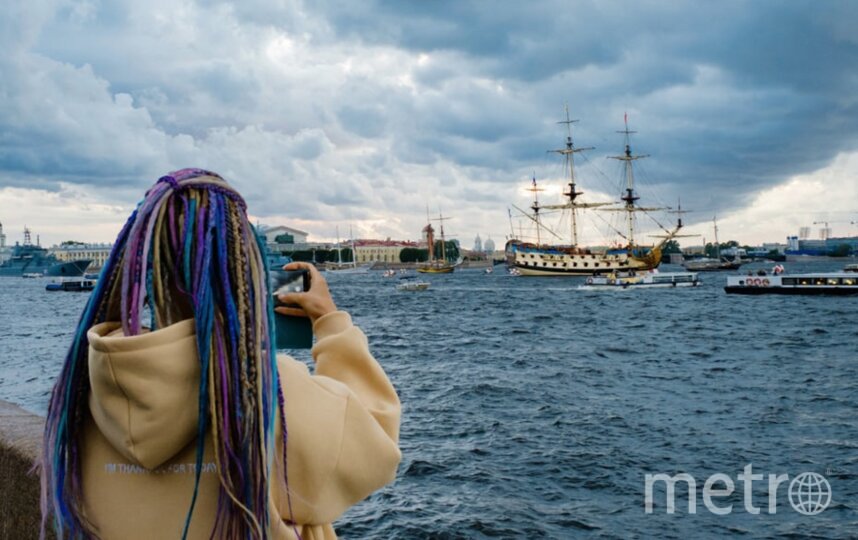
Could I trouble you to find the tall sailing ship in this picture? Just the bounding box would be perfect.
[506,110,682,276]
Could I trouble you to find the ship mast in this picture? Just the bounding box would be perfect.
[349,225,356,268]
[713,215,720,260]
[434,211,452,263]
[552,106,593,245]
[608,114,649,246]
[541,105,611,246]
[526,175,544,246]
[335,225,342,265]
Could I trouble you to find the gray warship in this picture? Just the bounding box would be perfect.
[0,226,92,277]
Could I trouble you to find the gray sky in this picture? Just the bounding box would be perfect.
[1,0,857,247]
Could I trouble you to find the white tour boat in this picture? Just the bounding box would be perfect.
[725,272,858,295]
[578,270,700,290]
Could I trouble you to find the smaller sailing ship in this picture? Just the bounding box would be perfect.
[326,226,372,273]
[417,212,456,274]
[682,216,743,271]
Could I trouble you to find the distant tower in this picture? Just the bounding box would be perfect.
[422,223,435,245]
[799,226,810,240]
[820,227,831,241]
[473,234,483,253]
[0,221,5,248]
[422,223,436,261]
[484,236,495,254]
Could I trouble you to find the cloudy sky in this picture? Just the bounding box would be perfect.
[1,0,857,249]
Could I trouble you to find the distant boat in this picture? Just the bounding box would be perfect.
[396,278,430,291]
[683,258,742,271]
[725,272,858,295]
[0,228,91,277]
[46,279,96,292]
[579,270,700,290]
[417,211,456,274]
[683,216,743,272]
[507,109,682,276]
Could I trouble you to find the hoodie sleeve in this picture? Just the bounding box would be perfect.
[273,311,401,526]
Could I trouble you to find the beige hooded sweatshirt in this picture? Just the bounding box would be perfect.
[80,311,401,539]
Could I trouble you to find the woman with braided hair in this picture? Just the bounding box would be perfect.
[40,169,401,539]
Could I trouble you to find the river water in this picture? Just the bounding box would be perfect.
[1,261,856,539]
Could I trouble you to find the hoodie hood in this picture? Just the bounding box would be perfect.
[87,318,200,470]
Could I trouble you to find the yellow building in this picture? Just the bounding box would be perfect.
[49,243,113,270]
[353,240,417,263]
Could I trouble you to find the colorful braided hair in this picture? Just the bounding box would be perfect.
[40,169,298,539]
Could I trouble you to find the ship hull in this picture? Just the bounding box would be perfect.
[0,259,92,277]
[725,286,858,296]
[579,271,700,289]
[45,260,92,277]
[326,264,372,274]
[416,266,454,274]
[510,242,662,276]
[725,273,858,295]
[683,259,742,271]
[514,261,654,276]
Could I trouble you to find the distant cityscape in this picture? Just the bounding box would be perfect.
[0,220,856,271]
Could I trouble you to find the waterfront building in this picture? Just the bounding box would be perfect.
[259,225,309,245]
[353,239,418,264]
[786,235,858,258]
[681,245,706,256]
[49,243,113,270]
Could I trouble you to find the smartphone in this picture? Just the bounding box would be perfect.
[270,269,313,349]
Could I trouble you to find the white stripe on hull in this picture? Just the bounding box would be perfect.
[513,257,654,276]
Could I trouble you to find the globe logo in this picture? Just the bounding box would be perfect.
[788,472,831,515]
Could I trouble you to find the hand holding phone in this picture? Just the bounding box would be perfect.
[274,262,337,324]
[271,269,313,349]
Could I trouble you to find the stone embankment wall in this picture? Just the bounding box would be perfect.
[0,400,46,539]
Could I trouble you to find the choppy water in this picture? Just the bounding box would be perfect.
[1,261,857,539]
